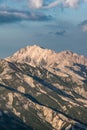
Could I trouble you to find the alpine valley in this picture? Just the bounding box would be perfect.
[0,45,87,130]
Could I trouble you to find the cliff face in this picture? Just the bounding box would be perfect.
[0,45,87,130]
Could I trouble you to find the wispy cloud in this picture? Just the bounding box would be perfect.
[28,0,87,9]
[55,30,66,36]
[43,0,62,9]
[64,0,80,8]
[28,0,62,9]
[79,20,87,32]
[28,0,43,9]
[83,25,87,32]
[0,9,52,24]
[0,0,86,10]
[80,20,87,26]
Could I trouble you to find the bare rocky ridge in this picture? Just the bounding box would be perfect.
[6,45,87,85]
[6,45,87,67]
[0,45,87,130]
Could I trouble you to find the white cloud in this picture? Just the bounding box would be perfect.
[28,0,43,9]
[64,0,80,8]
[43,0,63,9]
[28,0,87,9]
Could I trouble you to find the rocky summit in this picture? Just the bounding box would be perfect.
[0,45,87,130]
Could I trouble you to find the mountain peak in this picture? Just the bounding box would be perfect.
[6,45,55,65]
[61,50,73,55]
[1,45,87,130]
[6,45,87,67]
[13,45,52,56]
[25,44,45,50]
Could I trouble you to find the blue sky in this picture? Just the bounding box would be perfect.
[0,0,87,58]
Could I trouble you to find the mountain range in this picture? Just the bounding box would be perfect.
[0,45,87,130]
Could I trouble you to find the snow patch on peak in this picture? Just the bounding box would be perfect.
[6,45,56,65]
[6,45,87,67]
[11,45,54,58]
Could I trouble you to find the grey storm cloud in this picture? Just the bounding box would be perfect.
[0,9,52,24]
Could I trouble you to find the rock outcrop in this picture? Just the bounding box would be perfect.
[0,45,87,130]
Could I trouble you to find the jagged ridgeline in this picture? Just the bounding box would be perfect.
[0,45,87,130]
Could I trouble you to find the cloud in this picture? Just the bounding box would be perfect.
[43,0,80,9]
[28,0,87,9]
[43,0,62,9]
[0,0,87,10]
[28,0,43,9]
[80,20,87,26]
[79,20,87,32]
[55,30,66,36]
[83,25,87,32]
[0,9,52,24]
[64,0,80,8]
[28,0,61,9]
